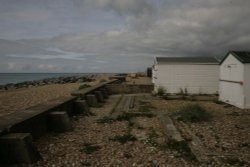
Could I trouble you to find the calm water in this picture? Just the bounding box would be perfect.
[0,73,92,85]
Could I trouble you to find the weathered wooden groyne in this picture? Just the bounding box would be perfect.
[0,76,155,165]
[0,79,118,165]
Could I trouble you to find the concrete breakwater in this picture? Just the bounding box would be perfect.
[0,75,96,90]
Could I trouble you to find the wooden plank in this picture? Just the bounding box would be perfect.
[123,95,132,112]
[0,96,76,135]
[110,95,126,118]
[129,96,135,109]
[71,79,118,97]
[110,95,134,118]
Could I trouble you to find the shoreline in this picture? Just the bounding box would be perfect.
[0,74,98,91]
[0,73,117,85]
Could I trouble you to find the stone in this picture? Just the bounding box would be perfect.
[86,94,99,107]
[5,83,16,90]
[94,91,104,103]
[0,133,42,164]
[47,111,73,132]
[74,100,90,114]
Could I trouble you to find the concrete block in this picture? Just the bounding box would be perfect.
[94,91,104,103]
[47,111,73,132]
[100,88,109,99]
[74,100,90,114]
[86,94,99,107]
[0,133,42,164]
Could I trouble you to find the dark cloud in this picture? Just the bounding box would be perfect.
[52,0,250,59]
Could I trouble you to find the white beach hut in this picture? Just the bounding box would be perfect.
[219,51,250,109]
[152,57,219,94]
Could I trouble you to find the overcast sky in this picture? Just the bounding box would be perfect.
[0,0,249,73]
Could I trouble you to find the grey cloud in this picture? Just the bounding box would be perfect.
[0,54,148,73]
[63,0,250,59]
[73,0,156,30]
[22,64,32,71]
[0,39,60,56]
[1,0,250,72]
[0,0,123,39]
[73,0,155,17]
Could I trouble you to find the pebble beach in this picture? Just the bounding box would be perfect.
[0,83,80,118]
[0,76,249,167]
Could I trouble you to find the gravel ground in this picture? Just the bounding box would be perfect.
[13,95,250,167]
[16,95,198,167]
[151,98,250,166]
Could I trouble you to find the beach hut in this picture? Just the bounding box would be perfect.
[219,51,250,109]
[152,57,219,94]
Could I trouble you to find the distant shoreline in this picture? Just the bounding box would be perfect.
[0,73,117,86]
[0,73,117,90]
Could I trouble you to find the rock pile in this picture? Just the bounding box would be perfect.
[0,75,96,91]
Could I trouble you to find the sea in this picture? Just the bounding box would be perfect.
[0,73,97,85]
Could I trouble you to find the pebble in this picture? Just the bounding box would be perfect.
[16,95,249,167]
